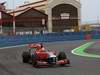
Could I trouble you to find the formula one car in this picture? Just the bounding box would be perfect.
[22,43,70,67]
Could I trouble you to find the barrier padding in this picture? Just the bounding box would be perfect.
[0,31,100,47]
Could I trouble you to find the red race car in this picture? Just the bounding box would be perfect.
[22,43,70,67]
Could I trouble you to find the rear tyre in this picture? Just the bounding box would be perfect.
[22,51,31,63]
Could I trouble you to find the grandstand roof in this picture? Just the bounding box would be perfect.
[9,7,47,17]
[8,0,47,16]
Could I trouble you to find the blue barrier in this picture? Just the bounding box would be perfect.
[0,31,100,47]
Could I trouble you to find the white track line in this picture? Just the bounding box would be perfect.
[0,44,28,50]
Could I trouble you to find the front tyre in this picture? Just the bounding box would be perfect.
[57,51,67,66]
[57,51,67,60]
[22,51,31,63]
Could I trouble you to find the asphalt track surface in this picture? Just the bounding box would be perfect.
[0,40,100,75]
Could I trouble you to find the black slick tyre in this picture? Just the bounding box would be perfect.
[22,51,31,63]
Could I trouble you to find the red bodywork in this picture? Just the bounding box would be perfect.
[28,43,70,66]
[34,51,49,59]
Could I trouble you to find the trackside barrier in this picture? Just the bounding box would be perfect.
[84,34,92,40]
[0,31,100,47]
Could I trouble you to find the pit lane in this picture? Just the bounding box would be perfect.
[0,40,100,75]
